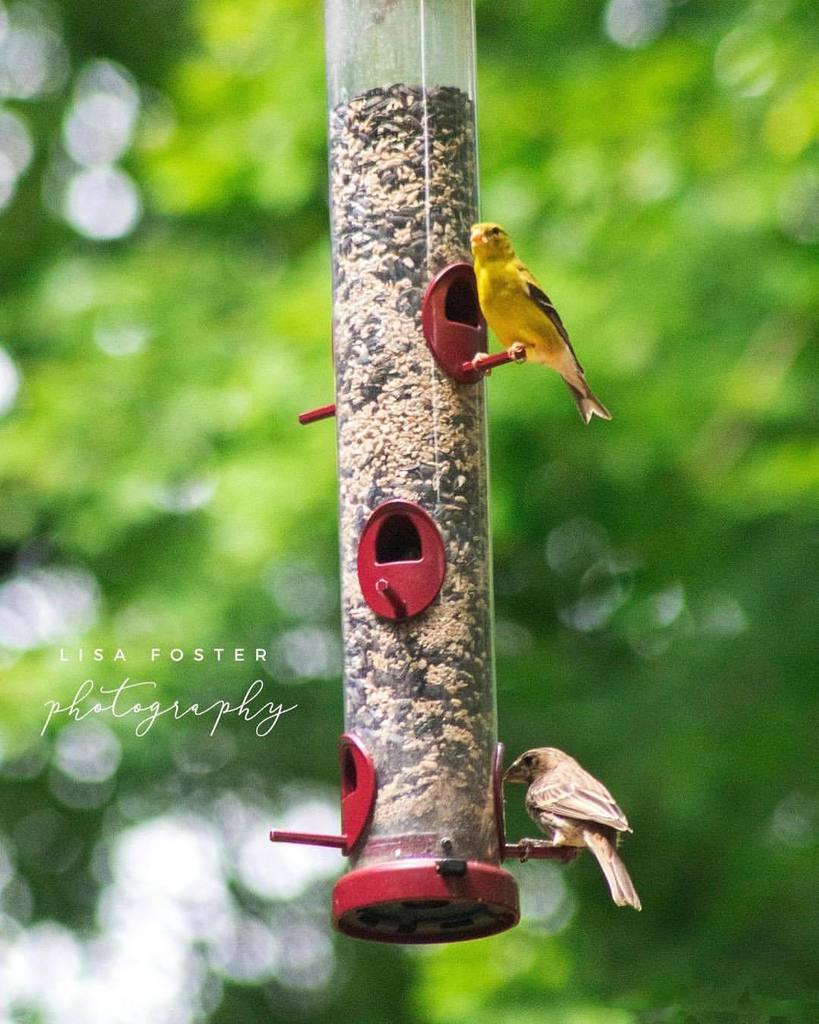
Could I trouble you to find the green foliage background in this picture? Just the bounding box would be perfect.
[0,0,817,1021]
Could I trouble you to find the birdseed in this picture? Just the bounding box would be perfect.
[330,83,499,866]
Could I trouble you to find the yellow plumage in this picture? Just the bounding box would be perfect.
[470,222,611,423]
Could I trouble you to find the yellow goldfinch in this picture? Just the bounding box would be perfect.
[470,223,611,423]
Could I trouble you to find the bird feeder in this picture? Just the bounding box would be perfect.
[273,0,558,944]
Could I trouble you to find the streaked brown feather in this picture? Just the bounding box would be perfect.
[526,760,631,833]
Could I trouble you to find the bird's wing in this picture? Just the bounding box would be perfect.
[514,260,583,371]
[527,763,631,832]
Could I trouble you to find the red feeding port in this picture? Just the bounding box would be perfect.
[422,262,487,383]
[340,734,377,852]
[269,734,376,855]
[357,500,446,620]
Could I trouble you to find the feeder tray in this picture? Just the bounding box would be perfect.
[333,858,519,943]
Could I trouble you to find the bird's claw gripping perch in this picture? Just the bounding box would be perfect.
[516,838,553,863]
[460,346,527,377]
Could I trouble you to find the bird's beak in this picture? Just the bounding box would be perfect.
[470,226,484,247]
[503,758,526,784]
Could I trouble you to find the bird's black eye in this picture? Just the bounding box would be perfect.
[523,754,536,769]
[490,226,501,236]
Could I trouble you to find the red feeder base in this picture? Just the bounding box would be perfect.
[332,859,519,943]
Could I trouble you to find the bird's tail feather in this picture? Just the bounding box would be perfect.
[565,380,612,424]
[583,829,641,910]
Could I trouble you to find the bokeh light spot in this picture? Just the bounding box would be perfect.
[768,791,818,849]
[271,625,341,681]
[0,109,33,205]
[63,165,141,240]
[93,316,151,357]
[266,561,335,621]
[778,169,819,245]
[699,591,746,635]
[0,835,13,893]
[0,566,100,652]
[604,0,668,49]
[150,476,216,514]
[234,796,339,901]
[63,60,139,166]
[0,345,20,416]
[546,517,609,577]
[714,27,777,98]
[54,721,122,784]
[0,4,68,99]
